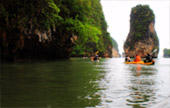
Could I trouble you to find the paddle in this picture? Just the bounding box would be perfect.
[150,49,157,55]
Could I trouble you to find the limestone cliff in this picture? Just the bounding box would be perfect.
[112,48,120,57]
[111,38,120,57]
[124,5,159,58]
[0,0,115,61]
[0,28,77,61]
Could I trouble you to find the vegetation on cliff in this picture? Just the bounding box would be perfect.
[0,0,118,61]
[124,5,159,58]
[127,5,159,46]
[163,48,170,58]
[131,5,155,38]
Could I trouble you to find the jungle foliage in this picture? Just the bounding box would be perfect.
[0,0,118,59]
[163,48,170,58]
[130,5,155,38]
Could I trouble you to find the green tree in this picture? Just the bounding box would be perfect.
[131,5,155,38]
[0,0,118,60]
[163,48,170,58]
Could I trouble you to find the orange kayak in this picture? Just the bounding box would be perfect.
[124,61,154,65]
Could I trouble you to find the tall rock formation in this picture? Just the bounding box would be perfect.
[124,5,159,58]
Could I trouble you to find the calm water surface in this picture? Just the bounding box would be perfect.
[1,58,170,108]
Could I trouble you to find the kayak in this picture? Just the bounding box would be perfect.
[91,59,100,62]
[124,61,154,65]
[91,57,101,62]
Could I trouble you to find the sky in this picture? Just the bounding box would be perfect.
[100,0,170,57]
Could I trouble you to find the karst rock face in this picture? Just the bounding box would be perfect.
[124,5,159,58]
[112,48,120,57]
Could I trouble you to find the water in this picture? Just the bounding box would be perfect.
[1,58,170,108]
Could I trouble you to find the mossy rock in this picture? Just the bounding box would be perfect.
[124,5,159,58]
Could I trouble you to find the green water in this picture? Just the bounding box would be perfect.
[1,58,170,108]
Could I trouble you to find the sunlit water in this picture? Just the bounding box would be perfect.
[1,58,170,108]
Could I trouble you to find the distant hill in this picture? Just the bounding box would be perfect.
[163,48,170,58]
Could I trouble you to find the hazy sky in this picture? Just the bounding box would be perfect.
[100,0,170,57]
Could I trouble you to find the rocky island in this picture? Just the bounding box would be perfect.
[124,5,159,58]
[163,48,170,58]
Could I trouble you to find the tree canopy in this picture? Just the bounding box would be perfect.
[163,48,170,58]
[130,5,155,38]
[0,0,118,60]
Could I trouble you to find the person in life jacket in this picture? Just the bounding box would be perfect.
[93,54,99,61]
[91,51,99,61]
[134,55,141,62]
[125,56,131,62]
[144,53,153,63]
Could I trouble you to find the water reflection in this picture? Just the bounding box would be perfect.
[1,58,170,108]
[126,64,157,108]
[96,58,164,108]
[136,65,141,76]
[1,59,103,107]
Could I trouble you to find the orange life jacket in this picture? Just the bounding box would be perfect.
[134,55,141,62]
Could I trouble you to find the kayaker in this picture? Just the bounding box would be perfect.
[125,56,131,62]
[144,53,153,63]
[94,55,98,60]
[93,54,99,61]
[134,55,141,62]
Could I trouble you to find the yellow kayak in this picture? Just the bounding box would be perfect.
[124,61,154,65]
